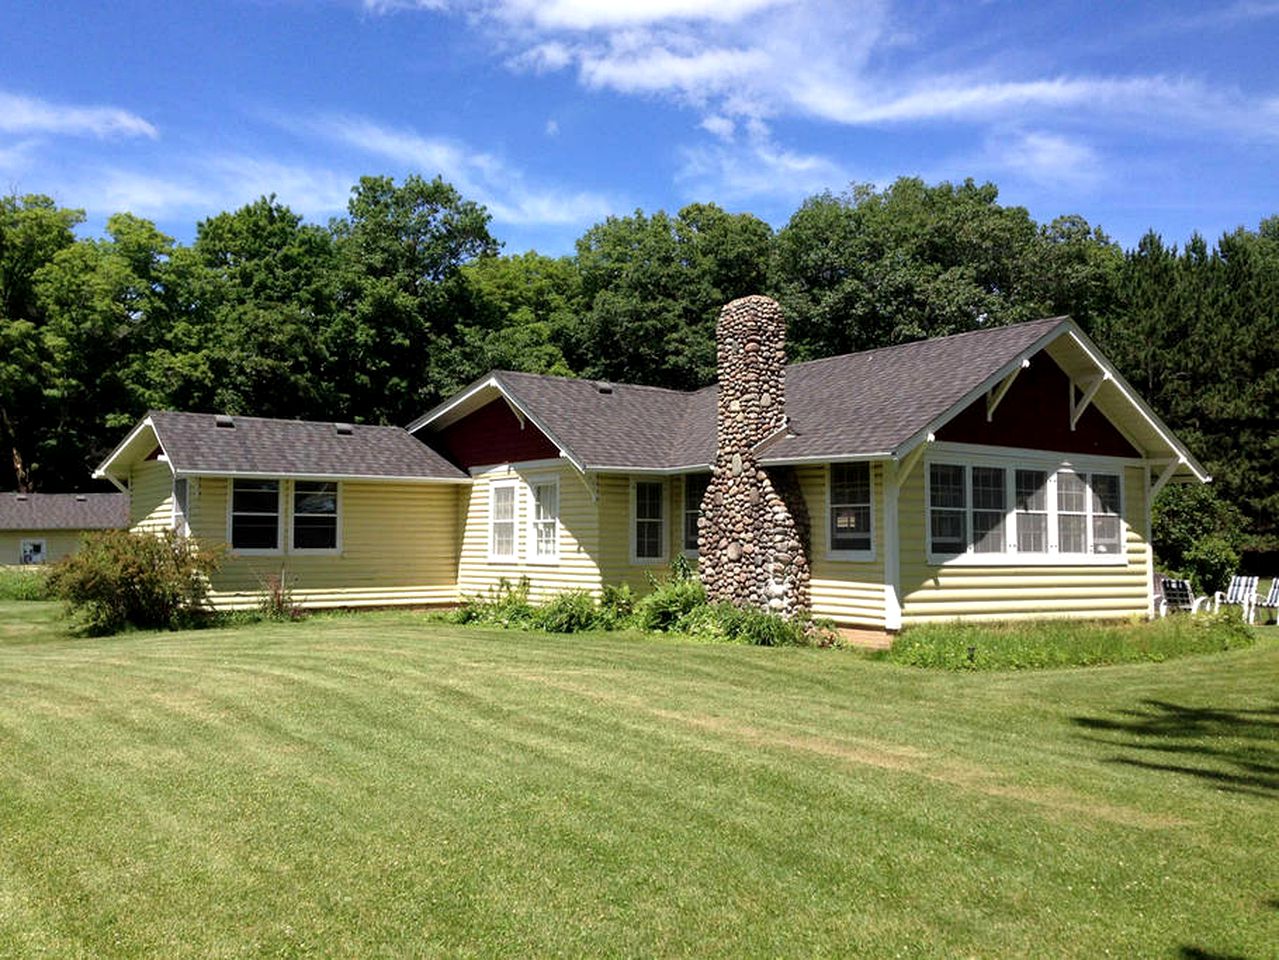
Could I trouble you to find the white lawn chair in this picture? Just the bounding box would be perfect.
[1256,580,1279,624]
[1213,575,1259,624]
[1157,577,1210,617]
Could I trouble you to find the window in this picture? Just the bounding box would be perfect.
[19,538,46,565]
[829,462,872,555]
[489,480,517,559]
[293,481,338,551]
[1014,469,1048,553]
[173,477,190,537]
[1056,472,1088,554]
[1091,473,1123,554]
[529,478,559,560]
[683,473,710,553]
[929,463,967,556]
[971,466,1006,554]
[928,459,1124,562]
[230,479,281,551]
[634,481,665,561]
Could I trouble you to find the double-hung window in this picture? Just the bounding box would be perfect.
[928,459,1124,562]
[230,479,280,552]
[529,478,559,561]
[489,480,518,559]
[829,462,873,556]
[683,473,710,554]
[293,481,339,551]
[633,481,665,562]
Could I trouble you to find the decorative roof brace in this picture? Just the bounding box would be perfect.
[985,358,1030,421]
[1070,372,1109,430]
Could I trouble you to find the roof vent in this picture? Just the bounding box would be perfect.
[14,493,28,501]
[215,414,235,429]
[75,494,88,501]
[335,423,355,436]
[596,382,614,395]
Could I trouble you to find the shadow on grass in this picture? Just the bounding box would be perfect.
[1072,699,1279,799]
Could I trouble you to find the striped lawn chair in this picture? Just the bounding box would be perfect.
[1213,575,1260,624]
[1257,580,1279,624]
[1157,577,1209,617]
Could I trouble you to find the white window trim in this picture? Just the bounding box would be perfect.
[924,450,1127,567]
[826,462,876,562]
[289,480,343,556]
[226,478,285,556]
[630,478,668,565]
[681,472,710,558]
[171,476,194,537]
[525,473,560,565]
[19,538,47,565]
[487,477,520,562]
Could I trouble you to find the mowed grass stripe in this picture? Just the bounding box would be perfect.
[0,608,1275,957]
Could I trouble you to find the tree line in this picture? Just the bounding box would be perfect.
[1,175,1274,550]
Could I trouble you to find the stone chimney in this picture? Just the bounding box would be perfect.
[697,296,811,619]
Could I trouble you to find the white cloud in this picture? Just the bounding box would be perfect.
[677,126,849,204]
[305,114,618,225]
[700,114,735,141]
[545,118,560,136]
[985,130,1104,191]
[0,91,157,139]
[76,157,355,221]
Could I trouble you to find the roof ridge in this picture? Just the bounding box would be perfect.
[150,410,401,430]
[496,369,700,398]
[786,316,1070,371]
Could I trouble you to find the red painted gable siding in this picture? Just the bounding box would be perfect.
[936,352,1139,458]
[434,398,560,469]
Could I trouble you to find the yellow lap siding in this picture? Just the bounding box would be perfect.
[595,474,675,592]
[900,462,1151,624]
[188,478,461,609]
[458,463,603,602]
[798,463,887,629]
[129,460,174,533]
[2,529,87,565]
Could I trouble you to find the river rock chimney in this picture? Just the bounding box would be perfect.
[697,296,811,619]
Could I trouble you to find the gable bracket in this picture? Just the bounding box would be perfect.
[893,433,934,488]
[501,395,527,430]
[1150,457,1183,499]
[1070,373,1109,430]
[986,358,1030,422]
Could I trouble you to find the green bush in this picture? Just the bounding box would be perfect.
[46,530,222,635]
[634,578,706,631]
[1153,484,1246,593]
[676,602,812,646]
[0,565,50,601]
[448,578,536,628]
[531,590,600,633]
[597,582,636,630]
[887,612,1254,671]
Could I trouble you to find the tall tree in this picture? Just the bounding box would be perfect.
[575,203,772,388]
[327,175,497,422]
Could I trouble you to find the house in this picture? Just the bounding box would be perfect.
[93,296,1207,630]
[1,492,129,566]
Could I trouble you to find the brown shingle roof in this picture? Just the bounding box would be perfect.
[148,411,467,481]
[0,493,129,531]
[416,317,1069,470]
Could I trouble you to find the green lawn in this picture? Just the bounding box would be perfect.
[1,603,1275,958]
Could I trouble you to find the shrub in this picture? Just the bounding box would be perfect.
[676,601,811,646]
[0,565,50,601]
[448,578,536,628]
[531,590,600,633]
[1153,484,1245,592]
[635,578,706,631]
[46,530,222,635]
[887,612,1254,671]
[258,567,303,621]
[597,582,636,630]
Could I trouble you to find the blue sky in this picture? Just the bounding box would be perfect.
[2,0,1277,254]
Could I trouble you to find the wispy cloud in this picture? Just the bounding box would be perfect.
[677,124,849,204]
[982,130,1104,191]
[0,91,157,139]
[303,114,619,225]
